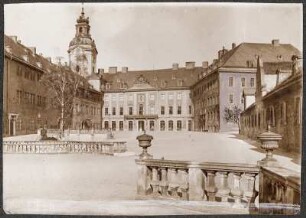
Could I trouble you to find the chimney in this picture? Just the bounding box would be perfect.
[98,68,104,74]
[232,43,236,49]
[9,36,18,43]
[213,59,218,65]
[292,55,300,75]
[109,66,117,74]
[272,39,280,46]
[122,67,128,73]
[218,50,223,59]
[202,61,208,69]
[185,61,195,69]
[29,47,36,54]
[172,63,179,70]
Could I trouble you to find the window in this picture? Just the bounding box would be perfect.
[149,121,154,131]
[229,94,234,103]
[161,94,165,100]
[241,78,245,87]
[129,107,133,115]
[112,107,116,115]
[189,105,192,115]
[168,120,173,131]
[112,121,116,130]
[128,121,133,131]
[138,104,143,115]
[241,94,244,104]
[229,77,234,87]
[177,120,182,131]
[160,121,165,131]
[119,121,123,131]
[120,107,123,115]
[177,93,182,100]
[169,106,173,115]
[177,106,182,115]
[250,78,255,87]
[150,106,154,114]
[17,90,22,104]
[104,121,109,129]
[105,108,109,115]
[76,65,80,72]
[161,106,165,115]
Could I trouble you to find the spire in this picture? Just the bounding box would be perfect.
[81,2,84,16]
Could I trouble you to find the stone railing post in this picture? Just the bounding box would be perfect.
[230,172,244,208]
[217,171,230,202]
[205,170,217,201]
[135,160,151,196]
[159,167,168,196]
[188,163,205,200]
[137,133,153,159]
[257,125,282,167]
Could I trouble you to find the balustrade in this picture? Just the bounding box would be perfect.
[3,140,126,155]
[135,158,260,207]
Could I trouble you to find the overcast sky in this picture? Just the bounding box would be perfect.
[4,3,303,71]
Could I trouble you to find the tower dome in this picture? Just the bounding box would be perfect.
[68,6,98,77]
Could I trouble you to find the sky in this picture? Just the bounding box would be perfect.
[4,3,303,71]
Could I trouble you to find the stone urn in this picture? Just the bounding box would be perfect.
[137,133,153,159]
[257,125,282,167]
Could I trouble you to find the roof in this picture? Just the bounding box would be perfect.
[4,34,99,94]
[243,88,256,96]
[263,62,292,74]
[102,67,201,91]
[217,42,301,68]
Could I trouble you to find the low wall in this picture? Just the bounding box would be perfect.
[135,158,300,214]
[3,140,127,155]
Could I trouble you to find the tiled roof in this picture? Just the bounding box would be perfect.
[4,35,98,93]
[243,88,256,96]
[263,62,292,74]
[102,67,201,91]
[217,43,301,68]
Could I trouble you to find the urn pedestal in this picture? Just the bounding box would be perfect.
[137,133,153,159]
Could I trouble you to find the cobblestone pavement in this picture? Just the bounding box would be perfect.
[3,131,301,215]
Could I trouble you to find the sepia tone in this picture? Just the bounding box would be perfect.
[2,3,302,215]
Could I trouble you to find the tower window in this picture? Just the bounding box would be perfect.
[79,27,83,33]
[76,65,80,72]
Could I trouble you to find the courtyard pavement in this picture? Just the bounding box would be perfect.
[3,131,301,215]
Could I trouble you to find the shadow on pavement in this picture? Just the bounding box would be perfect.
[228,133,301,166]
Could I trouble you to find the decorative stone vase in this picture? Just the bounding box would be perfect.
[257,125,282,167]
[137,133,153,159]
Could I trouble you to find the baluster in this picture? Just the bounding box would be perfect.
[150,167,160,196]
[178,169,189,200]
[205,170,217,201]
[244,173,256,207]
[168,168,179,198]
[231,172,244,208]
[217,171,230,202]
[159,167,168,196]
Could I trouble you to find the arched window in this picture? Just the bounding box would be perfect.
[177,120,182,131]
[168,120,173,131]
[76,65,80,72]
[79,27,83,33]
[104,121,109,129]
[160,121,165,131]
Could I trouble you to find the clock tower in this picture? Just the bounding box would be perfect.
[68,6,98,77]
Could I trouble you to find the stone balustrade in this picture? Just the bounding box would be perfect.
[3,140,127,155]
[136,158,260,209]
[259,166,300,215]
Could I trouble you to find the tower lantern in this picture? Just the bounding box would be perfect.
[68,5,98,77]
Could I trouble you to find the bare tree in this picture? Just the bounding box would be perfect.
[40,66,82,135]
[223,105,242,131]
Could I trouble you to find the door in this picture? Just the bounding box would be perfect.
[9,115,16,136]
[138,120,144,131]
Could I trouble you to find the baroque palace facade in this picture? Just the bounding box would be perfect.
[100,63,201,131]
[4,7,302,138]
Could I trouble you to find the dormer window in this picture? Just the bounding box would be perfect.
[161,80,167,88]
[177,79,184,87]
[106,83,111,90]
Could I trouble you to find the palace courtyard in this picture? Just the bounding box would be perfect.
[3,131,300,215]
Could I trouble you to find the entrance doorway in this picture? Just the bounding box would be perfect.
[9,114,17,136]
[138,120,144,131]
